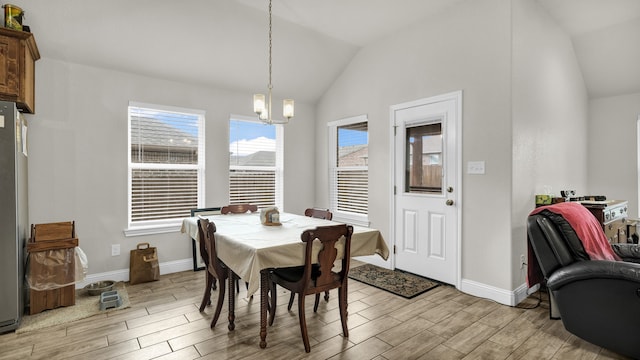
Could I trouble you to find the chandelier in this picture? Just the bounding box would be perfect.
[253,0,294,124]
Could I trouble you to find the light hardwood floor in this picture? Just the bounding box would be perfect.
[0,264,631,360]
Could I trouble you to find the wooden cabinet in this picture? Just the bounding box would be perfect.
[582,200,629,243]
[0,27,39,113]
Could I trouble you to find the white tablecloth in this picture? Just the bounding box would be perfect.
[181,212,389,296]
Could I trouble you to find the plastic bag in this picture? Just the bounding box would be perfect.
[26,248,76,291]
[75,247,88,282]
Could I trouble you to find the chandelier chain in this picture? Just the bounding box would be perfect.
[253,0,292,124]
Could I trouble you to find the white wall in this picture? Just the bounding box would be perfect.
[588,92,640,215]
[26,58,315,278]
[317,0,515,295]
[316,0,591,304]
[511,0,589,289]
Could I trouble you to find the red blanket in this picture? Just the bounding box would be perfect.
[527,202,620,287]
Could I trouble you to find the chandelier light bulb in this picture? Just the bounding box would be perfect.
[283,99,294,119]
[253,94,266,115]
[259,108,268,121]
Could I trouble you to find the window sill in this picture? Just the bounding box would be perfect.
[333,214,370,228]
[124,224,182,237]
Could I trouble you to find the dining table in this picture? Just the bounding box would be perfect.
[181,211,389,349]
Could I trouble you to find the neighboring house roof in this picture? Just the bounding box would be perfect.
[230,146,371,167]
[338,144,367,159]
[339,145,368,167]
[131,115,198,150]
[230,150,275,166]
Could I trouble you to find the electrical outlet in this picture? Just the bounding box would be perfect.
[520,254,526,269]
[111,244,121,256]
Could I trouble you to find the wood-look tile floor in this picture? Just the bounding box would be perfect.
[0,263,631,360]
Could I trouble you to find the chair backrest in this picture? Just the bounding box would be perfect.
[300,224,353,292]
[527,211,588,279]
[197,218,225,278]
[304,208,333,220]
[221,203,258,214]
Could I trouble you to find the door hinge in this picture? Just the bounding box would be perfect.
[393,125,397,136]
[394,186,396,195]
[393,245,397,254]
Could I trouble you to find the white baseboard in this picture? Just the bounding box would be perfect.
[75,259,531,308]
[459,278,529,306]
[353,255,391,269]
[353,259,529,306]
[75,258,193,289]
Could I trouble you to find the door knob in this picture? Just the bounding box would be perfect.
[446,199,454,206]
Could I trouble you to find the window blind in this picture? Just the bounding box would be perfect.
[229,169,276,207]
[131,169,198,222]
[335,169,368,214]
[129,104,204,226]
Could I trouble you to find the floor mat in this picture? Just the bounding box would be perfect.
[348,264,440,299]
[16,281,130,334]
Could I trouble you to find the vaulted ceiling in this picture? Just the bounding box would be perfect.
[25,0,640,103]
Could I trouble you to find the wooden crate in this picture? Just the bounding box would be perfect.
[29,285,75,315]
[27,221,78,314]
[31,221,75,242]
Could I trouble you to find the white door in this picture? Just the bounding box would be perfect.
[392,92,461,286]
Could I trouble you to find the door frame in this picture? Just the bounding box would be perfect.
[388,91,463,289]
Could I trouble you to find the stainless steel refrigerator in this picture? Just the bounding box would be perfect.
[0,101,28,333]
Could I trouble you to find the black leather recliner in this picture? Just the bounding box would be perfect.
[527,210,640,359]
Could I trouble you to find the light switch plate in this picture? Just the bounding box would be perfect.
[467,161,485,174]
[0,115,4,128]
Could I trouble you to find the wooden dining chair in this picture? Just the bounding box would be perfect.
[221,203,258,214]
[193,207,240,294]
[269,224,353,352]
[304,208,333,220]
[191,207,221,271]
[197,218,229,328]
[285,208,335,310]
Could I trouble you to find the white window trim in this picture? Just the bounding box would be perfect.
[124,101,205,236]
[229,114,284,210]
[328,114,369,227]
[637,116,640,212]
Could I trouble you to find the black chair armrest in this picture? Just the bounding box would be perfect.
[611,243,640,263]
[548,260,640,289]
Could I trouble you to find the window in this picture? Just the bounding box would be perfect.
[329,115,369,226]
[405,122,442,193]
[126,102,204,234]
[229,116,283,209]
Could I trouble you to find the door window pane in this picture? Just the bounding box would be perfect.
[405,122,442,194]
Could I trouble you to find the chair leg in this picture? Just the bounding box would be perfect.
[313,293,320,313]
[199,272,214,312]
[324,290,329,302]
[212,277,217,290]
[210,275,226,328]
[269,279,277,326]
[287,292,295,311]
[297,293,311,353]
[228,272,236,331]
[338,287,348,337]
